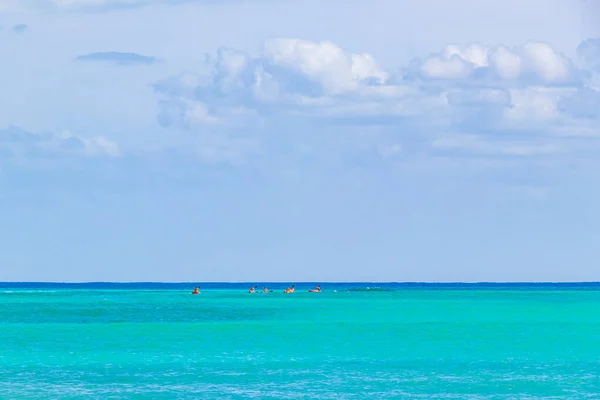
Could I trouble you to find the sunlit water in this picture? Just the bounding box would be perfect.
[1,283,599,399]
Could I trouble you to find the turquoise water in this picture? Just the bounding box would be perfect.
[1,284,600,398]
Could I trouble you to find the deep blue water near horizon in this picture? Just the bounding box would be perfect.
[3,281,600,290]
[2,282,600,398]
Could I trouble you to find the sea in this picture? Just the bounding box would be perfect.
[1,282,599,399]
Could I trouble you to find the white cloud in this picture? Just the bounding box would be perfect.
[520,42,573,84]
[408,42,580,86]
[154,39,414,125]
[488,46,522,80]
[262,38,388,94]
[151,37,600,163]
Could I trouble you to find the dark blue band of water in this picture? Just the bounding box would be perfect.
[1,282,600,290]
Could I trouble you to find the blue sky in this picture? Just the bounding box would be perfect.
[1,0,600,282]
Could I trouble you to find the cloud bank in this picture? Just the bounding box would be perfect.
[152,38,600,165]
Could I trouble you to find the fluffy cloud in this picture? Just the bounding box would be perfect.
[154,39,585,117]
[0,126,119,162]
[407,42,581,86]
[261,39,388,94]
[153,39,398,125]
[151,37,600,163]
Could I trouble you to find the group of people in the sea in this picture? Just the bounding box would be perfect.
[191,285,321,294]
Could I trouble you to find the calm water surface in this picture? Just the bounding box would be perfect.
[1,283,599,399]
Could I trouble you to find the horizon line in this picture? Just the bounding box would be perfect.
[2,281,600,284]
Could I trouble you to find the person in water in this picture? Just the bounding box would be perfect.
[249,286,258,293]
[263,287,268,293]
[192,286,200,295]
[308,285,321,292]
[284,285,295,293]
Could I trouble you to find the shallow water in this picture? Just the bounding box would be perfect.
[1,283,599,398]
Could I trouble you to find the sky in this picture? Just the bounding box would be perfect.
[1,0,600,282]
